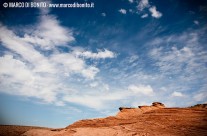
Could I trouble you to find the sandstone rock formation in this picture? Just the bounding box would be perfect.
[1,102,207,136]
[152,102,165,107]
[117,102,165,119]
[190,103,207,109]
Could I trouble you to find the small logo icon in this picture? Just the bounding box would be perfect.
[3,2,8,8]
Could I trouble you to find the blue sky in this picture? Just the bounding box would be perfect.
[0,0,207,128]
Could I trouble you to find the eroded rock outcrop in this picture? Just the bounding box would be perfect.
[116,102,165,118]
[152,102,165,108]
[190,103,207,109]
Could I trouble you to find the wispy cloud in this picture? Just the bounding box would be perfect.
[73,49,116,59]
[130,55,139,63]
[101,12,106,17]
[193,20,199,25]
[128,84,154,96]
[149,32,207,77]
[146,29,207,104]
[171,91,183,97]
[141,14,148,18]
[89,82,99,88]
[63,91,128,110]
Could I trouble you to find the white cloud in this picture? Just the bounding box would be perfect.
[149,6,162,18]
[128,0,134,3]
[119,9,127,14]
[50,53,99,79]
[171,91,183,97]
[0,55,59,103]
[128,84,153,96]
[50,53,85,72]
[74,49,116,59]
[0,23,100,80]
[0,55,33,83]
[81,66,100,79]
[0,24,54,74]
[101,13,106,17]
[137,0,149,11]
[141,14,148,18]
[22,15,74,50]
[0,12,115,106]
